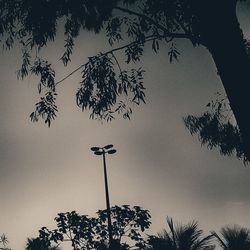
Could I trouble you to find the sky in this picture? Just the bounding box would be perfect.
[1,3,250,250]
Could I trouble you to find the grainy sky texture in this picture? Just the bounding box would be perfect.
[1,4,250,250]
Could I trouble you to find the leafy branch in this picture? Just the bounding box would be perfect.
[114,6,190,39]
[8,0,194,127]
[30,92,58,127]
[54,35,159,86]
[184,93,249,164]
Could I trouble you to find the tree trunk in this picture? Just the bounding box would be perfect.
[192,0,250,161]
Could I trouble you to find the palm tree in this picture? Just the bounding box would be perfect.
[211,225,250,250]
[0,234,10,250]
[148,217,215,250]
[25,238,60,250]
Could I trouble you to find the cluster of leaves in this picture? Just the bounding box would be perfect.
[104,7,182,63]
[97,205,151,247]
[0,0,118,47]
[30,58,56,93]
[148,218,250,250]
[168,43,180,63]
[61,34,74,66]
[38,205,151,250]
[106,17,123,46]
[17,53,58,127]
[211,225,250,250]
[30,92,58,127]
[25,237,60,250]
[0,0,120,126]
[76,54,146,121]
[138,0,198,41]
[184,94,248,164]
[0,0,193,126]
[148,217,215,250]
[106,15,153,49]
[0,234,11,250]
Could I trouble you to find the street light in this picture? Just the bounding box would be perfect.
[90,144,116,247]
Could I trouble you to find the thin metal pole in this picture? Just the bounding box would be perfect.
[102,151,113,246]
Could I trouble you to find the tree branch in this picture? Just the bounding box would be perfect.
[111,51,122,74]
[54,6,190,87]
[55,65,83,85]
[174,18,189,35]
[55,35,160,86]
[114,6,190,39]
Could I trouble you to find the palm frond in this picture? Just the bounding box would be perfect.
[212,225,250,250]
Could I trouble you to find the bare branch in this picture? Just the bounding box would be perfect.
[55,65,83,85]
[111,51,122,74]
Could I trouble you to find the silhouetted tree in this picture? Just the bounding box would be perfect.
[25,237,60,250]
[211,225,250,250]
[0,234,11,250]
[184,93,248,164]
[38,205,151,250]
[148,217,215,250]
[1,0,250,161]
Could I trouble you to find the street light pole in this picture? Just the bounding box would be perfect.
[102,150,113,246]
[91,145,117,248]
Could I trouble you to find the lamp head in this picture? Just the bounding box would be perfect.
[91,147,100,152]
[107,149,116,154]
[94,151,103,155]
[104,144,114,150]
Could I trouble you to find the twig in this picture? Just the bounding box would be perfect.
[111,51,122,75]
[55,65,83,85]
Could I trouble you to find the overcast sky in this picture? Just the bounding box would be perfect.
[1,4,250,250]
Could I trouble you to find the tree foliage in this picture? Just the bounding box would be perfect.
[211,225,250,250]
[147,217,215,250]
[37,205,151,250]
[25,237,60,250]
[184,93,249,164]
[1,0,250,162]
[0,234,11,250]
[0,0,196,126]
